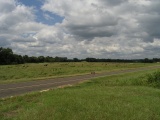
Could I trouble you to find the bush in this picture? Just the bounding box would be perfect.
[147,71,160,88]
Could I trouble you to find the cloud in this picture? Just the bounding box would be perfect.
[42,0,120,40]
[0,0,15,13]
[138,14,160,40]
[0,0,160,59]
[0,1,35,33]
[43,13,55,20]
[101,0,127,6]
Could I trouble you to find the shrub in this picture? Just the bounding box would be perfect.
[147,71,160,88]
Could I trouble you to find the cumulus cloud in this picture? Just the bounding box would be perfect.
[0,0,160,58]
[0,1,35,33]
[42,0,120,40]
[0,0,63,56]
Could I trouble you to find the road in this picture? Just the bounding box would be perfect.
[0,65,160,98]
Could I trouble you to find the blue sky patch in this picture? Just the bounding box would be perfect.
[17,0,64,25]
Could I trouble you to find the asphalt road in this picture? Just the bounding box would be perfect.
[0,65,160,98]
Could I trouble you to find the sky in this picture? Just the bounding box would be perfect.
[0,0,160,59]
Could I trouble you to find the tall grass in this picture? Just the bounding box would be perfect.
[147,71,160,88]
[1,69,160,120]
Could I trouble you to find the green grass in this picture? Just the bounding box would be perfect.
[1,69,160,120]
[0,62,159,84]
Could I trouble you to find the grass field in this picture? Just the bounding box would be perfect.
[1,68,160,120]
[0,62,159,84]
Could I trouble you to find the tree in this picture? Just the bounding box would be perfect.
[38,56,45,63]
[73,58,79,62]
[0,47,14,64]
[29,56,38,63]
[85,58,97,62]
[13,54,24,64]
[23,55,29,63]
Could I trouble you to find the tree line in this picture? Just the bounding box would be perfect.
[0,47,160,65]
